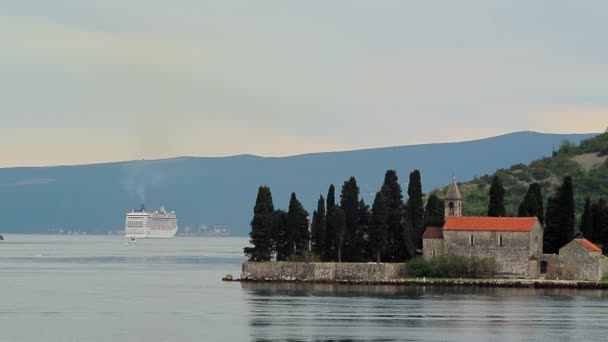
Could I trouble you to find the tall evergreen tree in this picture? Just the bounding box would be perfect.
[244,186,275,261]
[402,200,416,259]
[527,183,544,224]
[517,200,528,217]
[487,175,506,217]
[368,191,388,263]
[543,195,560,253]
[273,209,291,261]
[381,170,405,262]
[324,184,337,261]
[340,177,361,261]
[357,199,372,261]
[580,197,593,240]
[310,195,326,258]
[594,198,608,252]
[524,192,539,220]
[544,177,575,253]
[407,170,425,251]
[287,193,310,256]
[591,199,604,243]
[423,194,445,227]
[327,207,346,262]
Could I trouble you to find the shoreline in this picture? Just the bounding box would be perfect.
[223,277,608,289]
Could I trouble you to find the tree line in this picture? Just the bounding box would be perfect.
[488,174,608,254]
[244,170,445,262]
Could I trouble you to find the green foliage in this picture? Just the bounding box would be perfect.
[431,132,608,222]
[423,194,445,227]
[327,207,346,262]
[340,177,363,262]
[408,255,497,279]
[580,197,593,240]
[287,193,310,255]
[368,191,388,263]
[324,184,337,261]
[381,170,406,262]
[488,175,506,217]
[544,177,575,253]
[310,196,326,259]
[273,209,291,261]
[407,170,425,251]
[244,186,275,261]
[286,251,322,263]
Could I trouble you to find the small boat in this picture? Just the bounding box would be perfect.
[128,237,137,245]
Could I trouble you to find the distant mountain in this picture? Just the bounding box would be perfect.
[0,131,598,236]
[432,132,608,219]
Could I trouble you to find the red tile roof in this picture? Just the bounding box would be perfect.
[443,216,538,232]
[422,226,443,239]
[577,239,602,252]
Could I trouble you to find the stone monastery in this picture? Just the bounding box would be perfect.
[423,177,608,281]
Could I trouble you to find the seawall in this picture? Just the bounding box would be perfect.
[241,262,407,282]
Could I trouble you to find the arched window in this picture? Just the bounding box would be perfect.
[449,202,455,216]
[499,235,503,247]
[470,234,474,246]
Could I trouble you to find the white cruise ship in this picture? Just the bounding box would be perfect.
[125,205,178,239]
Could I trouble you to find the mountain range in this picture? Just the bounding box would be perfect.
[0,131,598,236]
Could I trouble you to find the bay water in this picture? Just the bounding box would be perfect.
[1,234,607,341]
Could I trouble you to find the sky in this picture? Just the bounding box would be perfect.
[1,0,607,167]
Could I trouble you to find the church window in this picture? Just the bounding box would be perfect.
[470,234,474,246]
[499,235,503,247]
[432,249,436,257]
[449,202,455,216]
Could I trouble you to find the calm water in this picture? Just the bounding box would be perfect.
[1,235,608,342]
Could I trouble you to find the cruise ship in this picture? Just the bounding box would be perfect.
[125,205,178,239]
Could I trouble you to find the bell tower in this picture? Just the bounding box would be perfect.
[445,176,462,217]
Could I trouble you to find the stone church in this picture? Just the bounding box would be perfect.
[423,177,607,280]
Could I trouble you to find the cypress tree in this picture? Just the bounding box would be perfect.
[381,170,405,262]
[517,201,528,217]
[310,195,326,258]
[580,197,593,240]
[524,191,539,220]
[423,194,445,227]
[594,198,608,251]
[488,175,506,217]
[557,176,575,247]
[287,193,310,256]
[543,195,560,253]
[244,186,275,261]
[340,177,361,261]
[324,184,337,261]
[402,200,416,259]
[368,191,388,263]
[407,170,425,251]
[591,199,604,243]
[527,183,544,224]
[327,207,346,262]
[357,199,371,261]
[273,209,291,261]
[544,177,575,253]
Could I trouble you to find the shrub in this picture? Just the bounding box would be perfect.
[286,251,321,262]
[407,255,497,278]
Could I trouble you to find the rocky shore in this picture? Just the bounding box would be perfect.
[223,275,608,289]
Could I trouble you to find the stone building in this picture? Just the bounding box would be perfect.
[426,216,543,277]
[541,239,608,281]
[423,177,608,280]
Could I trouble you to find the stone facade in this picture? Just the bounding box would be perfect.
[422,226,444,260]
[441,222,543,277]
[241,262,408,282]
[540,239,608,281]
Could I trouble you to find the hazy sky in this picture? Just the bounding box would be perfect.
[1,1,607,167]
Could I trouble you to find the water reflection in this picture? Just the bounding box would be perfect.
[243,282,608,342]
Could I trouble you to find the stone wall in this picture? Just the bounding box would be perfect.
[423,239,443,260]
[541,242,607,281]
[241,262,408,282]
[443,230,534,277]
